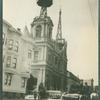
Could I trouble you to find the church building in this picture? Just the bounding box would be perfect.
[30,0,68,91]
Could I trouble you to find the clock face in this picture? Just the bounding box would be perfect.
[36,25,42,38]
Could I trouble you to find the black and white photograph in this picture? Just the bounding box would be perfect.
[3,0,98,100]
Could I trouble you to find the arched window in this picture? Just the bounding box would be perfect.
[35,25,42,38]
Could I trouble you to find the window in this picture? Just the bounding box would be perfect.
[8,39,13,50]
[14,41,19,52]
[2,33,7,45]
[12,58,17,68]
[58,60,60,70]
[48,27,52,38]
[5,73,12,86]
[36,25,42,38]
[8,40,19,52]
[55,56,58,65]
[6,56,11,67]
[34,51,39,61]
[3,33,5,45]
[28,50,32,59]
[21,78,26,88]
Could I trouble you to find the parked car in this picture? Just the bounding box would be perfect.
[90,92,98,100]
[47,90,62,100]
[25,95,34,100]
[61,93,86,100]
[25,95,38,100]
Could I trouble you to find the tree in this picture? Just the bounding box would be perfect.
[38,83,47,99]
[26,74,37,94]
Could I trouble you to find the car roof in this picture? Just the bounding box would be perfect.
[47,90,61,93]
[62,93,81,98]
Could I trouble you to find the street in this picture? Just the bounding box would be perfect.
[3,98,25,100]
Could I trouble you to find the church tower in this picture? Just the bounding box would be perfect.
[31,15,53,40]
[31,0,53,40]
[56,9,67,58]
[30,0,54,90]
[30,0,67,91]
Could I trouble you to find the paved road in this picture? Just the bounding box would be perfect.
[3,99,47,100]
[3,98,25,100]
[3,98,47,100]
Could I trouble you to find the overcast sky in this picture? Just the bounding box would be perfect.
[3,0,98,85]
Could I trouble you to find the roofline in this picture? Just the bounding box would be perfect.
[8,27,22,35]
[3,19,12,27]
[67,70,80,80]
[3,19,22,35]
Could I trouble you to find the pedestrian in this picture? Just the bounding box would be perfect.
[34,91,37,100]
[83,82,90,100]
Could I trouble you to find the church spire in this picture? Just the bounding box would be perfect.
[56,9,62,40]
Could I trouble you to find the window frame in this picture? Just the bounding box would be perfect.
[12,58,17,68]
[34,51,39,62]
[4,73,12,86]
[6,56,11,68]
[3,33,5,45]
[21,77,26,88]
[35,25,42,38]
[13,41,19,52]
[28,49,32,59]
[8,39,14,50]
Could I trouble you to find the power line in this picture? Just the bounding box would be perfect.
[87,0,97,33]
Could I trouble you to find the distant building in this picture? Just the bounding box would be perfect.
[67,71,81,92]
[82,79,94,87]
[94,85,98,93]
[3,20,34,98]
[82,79,94,92]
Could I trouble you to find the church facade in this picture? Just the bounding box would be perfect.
[30,7,68,91]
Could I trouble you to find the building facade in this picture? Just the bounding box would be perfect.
[82,79,94,87]
[3,20,34,98]
[82,79,94,92]
[30,8,67,91]
[3,2,68,97]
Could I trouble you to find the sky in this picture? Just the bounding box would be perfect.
[3,0,98,85]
